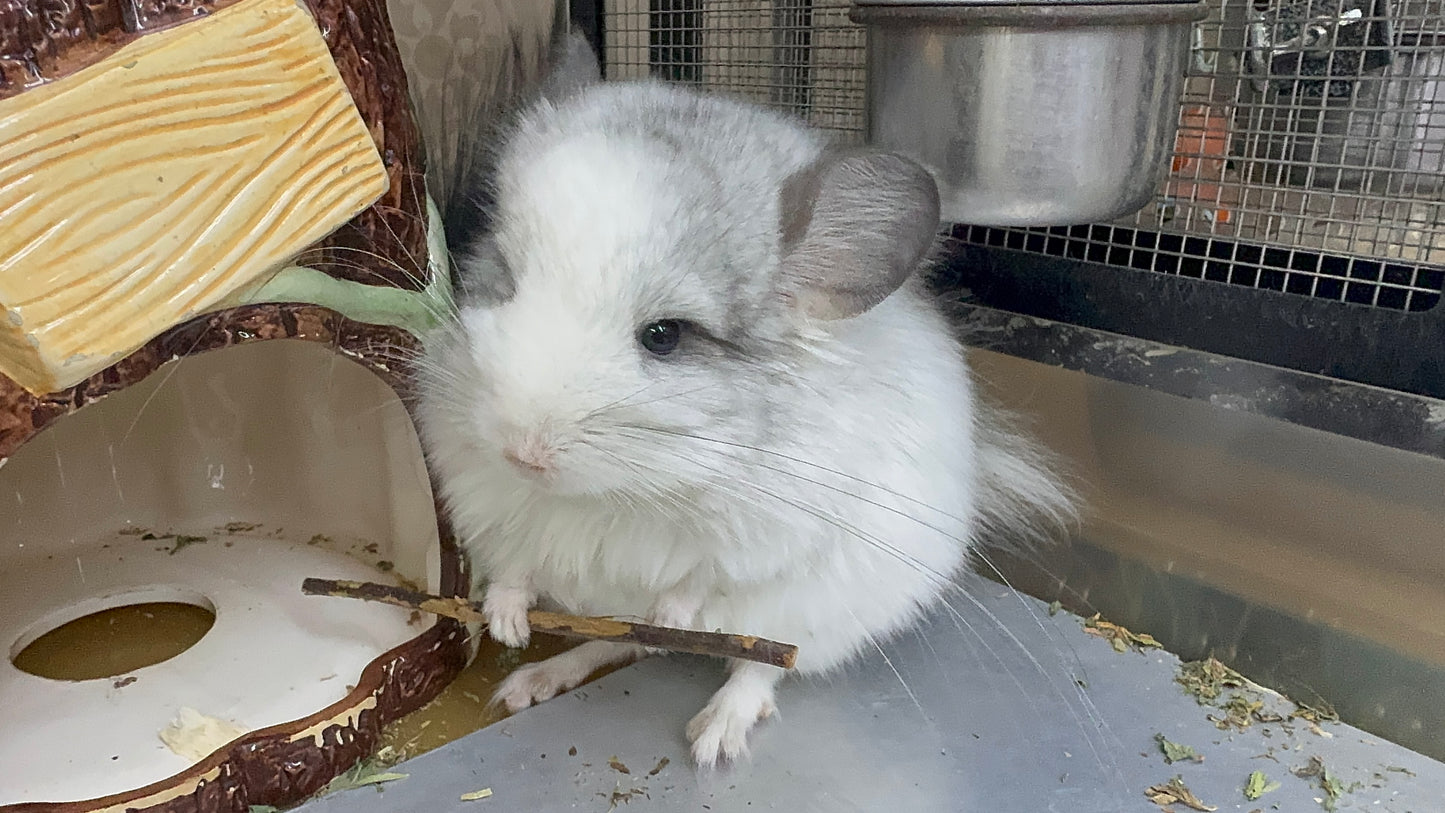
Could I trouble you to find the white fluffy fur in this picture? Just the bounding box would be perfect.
[417,76,1073,767]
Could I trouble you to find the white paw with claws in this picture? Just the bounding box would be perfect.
[686,676,778,768]
[493,661,574,713]
[492,641,644,714]
[483,584,533,648]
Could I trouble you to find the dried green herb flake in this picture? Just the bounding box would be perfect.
[1154,733,1202,764]
[1243,770,1280,801]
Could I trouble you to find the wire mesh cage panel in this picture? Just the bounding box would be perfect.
[604,0,867,137]
[602,0,1445,312]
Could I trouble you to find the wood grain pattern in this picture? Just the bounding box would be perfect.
[0,0,388,395]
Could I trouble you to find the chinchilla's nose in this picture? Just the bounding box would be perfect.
[500,422,561,479]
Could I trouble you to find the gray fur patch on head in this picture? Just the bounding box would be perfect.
[778,151,941,321]
[538,28,601,104]
[454,238,516,305]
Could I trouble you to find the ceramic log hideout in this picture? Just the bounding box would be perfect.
[0,0,467,809]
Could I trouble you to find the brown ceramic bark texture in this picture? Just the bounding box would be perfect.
[0,0,244,98]
[0,0,429,289]
[299,0,429,290]
[0,303,473,812]
[1,2,451,806]
[0,304,412,460]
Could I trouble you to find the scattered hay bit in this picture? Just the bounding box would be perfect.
[169,534,207,555]
[320,761,408,794]
[1211,695,1266,732]
[314,747,409,796]
[1083,613,1162,653]
[1291,700,1340,725]
[1047,600,1063,617]
[158,708,248,761]
[460,788,493,801]
[600,780,650,811]
[1145,776,1216,811]
[1293,756,1359,811]
[1176,658,1248,704]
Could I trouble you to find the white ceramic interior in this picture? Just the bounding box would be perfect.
[0,340,440,805]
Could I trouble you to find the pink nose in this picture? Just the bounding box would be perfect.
[503,441,554,475]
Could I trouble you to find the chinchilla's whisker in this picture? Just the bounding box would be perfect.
[633,425,1081,595]
[618,428,1119,774]
[640,427,984,526]
[584,381,664,421]
[594,384,721,416]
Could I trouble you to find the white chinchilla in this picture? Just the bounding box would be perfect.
[416,32,1074,768]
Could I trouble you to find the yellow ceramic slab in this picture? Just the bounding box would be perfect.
[0,0,388,395]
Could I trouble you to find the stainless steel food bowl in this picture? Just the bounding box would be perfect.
[852,1,1208,227]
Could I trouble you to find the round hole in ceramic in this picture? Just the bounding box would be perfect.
[0,338,461,809]
[10,588,217,682]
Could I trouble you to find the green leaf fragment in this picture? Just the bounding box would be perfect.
[1243,770,1280,800]
[353,772,408,786]
[318,758,410,796]
[1154,733,1202,764]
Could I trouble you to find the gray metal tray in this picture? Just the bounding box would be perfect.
[296,584,1442,812]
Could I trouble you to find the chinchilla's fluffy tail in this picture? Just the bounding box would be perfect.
[971,399,1079,550]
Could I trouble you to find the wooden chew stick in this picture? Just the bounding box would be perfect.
[301,577,799,670]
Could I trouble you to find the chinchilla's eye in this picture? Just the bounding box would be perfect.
[638,319,684,355]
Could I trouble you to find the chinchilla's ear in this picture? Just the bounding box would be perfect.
[777,150,941,321]
[538,27,602,103]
